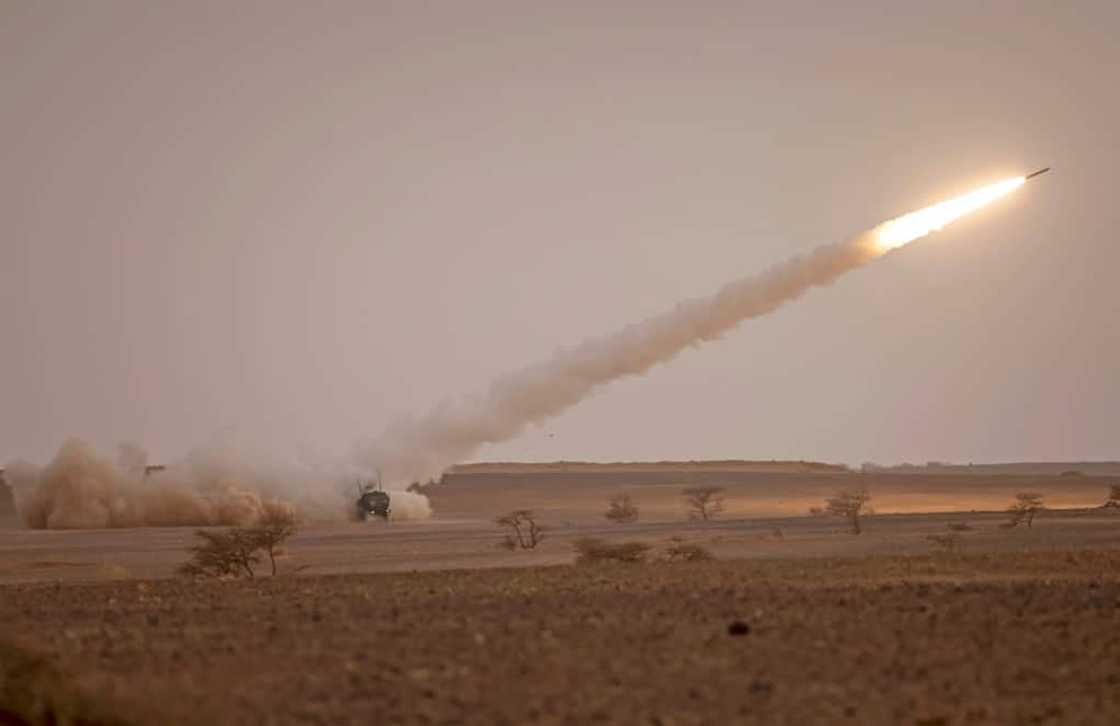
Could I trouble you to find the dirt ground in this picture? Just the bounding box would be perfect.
[2,470,1119,724]
[3,552,1120,725]
[2,470,1117,583]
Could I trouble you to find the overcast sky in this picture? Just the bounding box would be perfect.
[3,1,1117,468]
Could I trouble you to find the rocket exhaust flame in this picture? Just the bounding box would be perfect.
[357,172,1040,485]
[874,176,1026,252]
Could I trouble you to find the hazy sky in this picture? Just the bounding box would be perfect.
[3,1,1117,468]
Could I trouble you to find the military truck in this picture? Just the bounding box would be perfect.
[355,479,391,521]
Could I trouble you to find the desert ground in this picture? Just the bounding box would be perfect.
[2,467,1117,582]
[3,467,1120,724]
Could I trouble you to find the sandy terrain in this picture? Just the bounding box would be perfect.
[3,468,1119,724]
[4,553,1120,725]
[1,470,1117,584]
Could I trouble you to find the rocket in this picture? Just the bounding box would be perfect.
[1025,167,1050,180]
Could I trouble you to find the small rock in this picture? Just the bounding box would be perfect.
[728,621,751,636]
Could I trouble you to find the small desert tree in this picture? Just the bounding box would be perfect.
[682,486,725,521]
[179,507,299,578]
[1006,492,1045,528]
[605,493,639,524]
[825,489,872,534]
[179,528,262,579]
[496,510,544,550]
[250,506,298,576]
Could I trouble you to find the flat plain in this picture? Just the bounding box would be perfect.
[2,468,1119,724]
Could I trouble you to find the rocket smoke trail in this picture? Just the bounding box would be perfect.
[7,174,1036,529]
[357,175,1033,484]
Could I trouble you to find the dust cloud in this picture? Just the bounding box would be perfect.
[7,439,429,529]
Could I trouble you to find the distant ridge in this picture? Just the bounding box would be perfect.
[448,460,850,475]
[868,462,1120,477]
[448,460,1120,477]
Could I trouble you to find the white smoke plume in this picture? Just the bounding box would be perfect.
[8,438,430,529]
[357,233,882,484]
[7,175,1023,527]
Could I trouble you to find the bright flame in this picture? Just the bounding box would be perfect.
[876,176,1026,251]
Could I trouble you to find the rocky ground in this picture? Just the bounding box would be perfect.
[3,551,1120,725]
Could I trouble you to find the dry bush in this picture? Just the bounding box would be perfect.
[179,529,262,578]
[604,493,639,524]
[573,538,651,564]
[824,489,872,534]
[253,506,298,576]
[178,509,299,578]
[663,543,714,562]
[682,486,725,520]
[927,532,962,553]
[495,510,544,550]
[1005,492,1045,528]
[947,522,973,532]
[406,478,438,495]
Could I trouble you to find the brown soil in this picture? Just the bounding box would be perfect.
[3,552,1120,725]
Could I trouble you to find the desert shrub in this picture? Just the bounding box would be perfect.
[604,493,639,523]
[178,510,298,578]
[824,489,872,534]
[926,532,962,553]
[947,522,973,532]
[406,478,438,495]
[573,538,651,564]
[682,486,725,520]
[253,506,298,576]
[1005,492,1045,528]
[178,529,262,579]
[495,510,544,550]
[664,543,714,562]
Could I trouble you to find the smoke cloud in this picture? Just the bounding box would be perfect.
[356,233,881,483]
